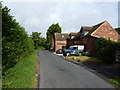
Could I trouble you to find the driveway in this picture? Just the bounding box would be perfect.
[38,50,115,88]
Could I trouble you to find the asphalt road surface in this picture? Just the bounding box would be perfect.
[38,50,115,88]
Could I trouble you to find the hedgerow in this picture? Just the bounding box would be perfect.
[96,37,120,63]
[2,5,34,73]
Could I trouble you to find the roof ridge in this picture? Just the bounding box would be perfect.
[93,21,105,27]
[82,26,93,27]
[86,21,107,36]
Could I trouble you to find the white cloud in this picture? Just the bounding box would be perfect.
[50,13,62,23]
[3,0,120,2]
[24,18,40,27]
[2,2,118,38]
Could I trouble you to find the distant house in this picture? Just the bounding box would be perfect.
[52,21,119,55]
[68,21,119,55]
[52,33,78,51]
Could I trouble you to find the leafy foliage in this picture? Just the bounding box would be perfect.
[115,28,120,35]
[39,37,47,48]
[31,32,47,49]
[46,23,62,50]
[76,52,81,56]
[62,46,67,49]
[82,52,90,56]
[31,32,41,49]
[96,37,120,63]
[2,6,34,73]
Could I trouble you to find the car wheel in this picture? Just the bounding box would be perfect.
[66,53,70,56]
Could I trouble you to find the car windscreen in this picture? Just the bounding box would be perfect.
[73,47,78,50]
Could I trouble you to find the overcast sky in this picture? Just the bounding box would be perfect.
[3,0,119,38]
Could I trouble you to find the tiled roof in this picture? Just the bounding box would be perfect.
[55,33,70,40]
[72,33,82,39]
[73,21,106,39]
[54,21,107,40]
[87,21,105,35]
[80,26,93,32]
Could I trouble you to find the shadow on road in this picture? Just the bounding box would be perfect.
[81,62,120,79]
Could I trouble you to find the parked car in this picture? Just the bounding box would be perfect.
[62,45,84,56]
[56,49,63,54]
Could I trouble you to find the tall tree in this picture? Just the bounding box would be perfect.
[2,5,34,72]
[46,23,62,49]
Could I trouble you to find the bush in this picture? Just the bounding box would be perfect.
[2,6,34,73]
[96,37,120,63]
[62,45,70,49]
[76,52,81,56]
[62,46,66,49]
[82,52,90,56]
[44,42,51,50]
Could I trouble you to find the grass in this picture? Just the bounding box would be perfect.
[109,78,120,87]
[38,46,45,49]
[65,56,101,63]
[2,50,39,88]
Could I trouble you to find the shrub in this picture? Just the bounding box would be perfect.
[96,37,120,63]
[62,46,66,49]
[82,52,90,56]
[2,6,34,73]
[76,52,81,56]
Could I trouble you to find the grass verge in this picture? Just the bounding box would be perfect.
[109,78,120,87]
[3,50,39,88]
[65,56,101,63]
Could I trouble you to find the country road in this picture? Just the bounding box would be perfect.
[38,50,115,88]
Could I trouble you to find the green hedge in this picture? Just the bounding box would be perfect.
[82,52,90,56]
[2,6,34,73]
[76,52,81,56]
[96,37,120,63]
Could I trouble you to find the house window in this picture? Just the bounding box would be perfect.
[62,35,64,37]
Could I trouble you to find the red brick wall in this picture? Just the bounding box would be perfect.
[91,22,119,41]
[55,40,67,51]
[67,39,74,46]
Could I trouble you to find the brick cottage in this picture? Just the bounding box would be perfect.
[52,33,78,51]
[52,21,119,55]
